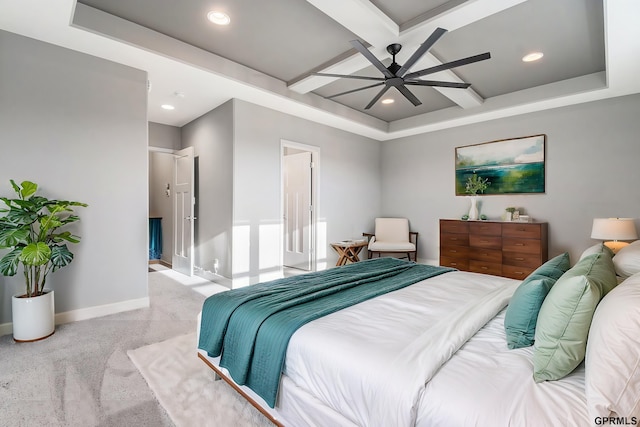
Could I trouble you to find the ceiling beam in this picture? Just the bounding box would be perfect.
[292,0,526,110]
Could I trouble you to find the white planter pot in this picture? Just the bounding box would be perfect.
[12,290,55,342]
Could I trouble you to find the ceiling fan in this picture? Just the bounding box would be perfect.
[313,27,491,110]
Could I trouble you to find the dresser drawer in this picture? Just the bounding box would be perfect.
[440,232,469,247]
[440,220,469,234]
[469,248,502,263]
[440,245,469,259]
[440,257,469,270]
[469,234,502,249]
[502,223,541,239]
[503,252,542,268]
[502,264,536,280]
[469,260,502,276]
[503,237,541,254]
[469,222,502,236]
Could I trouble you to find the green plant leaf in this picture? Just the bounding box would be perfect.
[50,231,81,244]
[0,227,29,247]
[19,181,38,199]
[50,244,74,269]
[4,208,38,225]
[9,179,20,195]
[0,248,22,276]
[19,242,51,266]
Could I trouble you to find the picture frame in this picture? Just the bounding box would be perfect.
[455,134,546,195]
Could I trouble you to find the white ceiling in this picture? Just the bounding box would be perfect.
[1,0,639,141]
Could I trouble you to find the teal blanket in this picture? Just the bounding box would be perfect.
[198,257,454,407]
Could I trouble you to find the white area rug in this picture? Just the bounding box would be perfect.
[128,333,274,427]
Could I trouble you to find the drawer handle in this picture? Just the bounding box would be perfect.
[515,271,525,275]
[450,250,457,253]
[515,243,525,246]
[517,228,526,231]
[481,266,488,270]
[515,257,525,261]
[480,240,488,243]
[451,237,458,241]
[450,262,457,266]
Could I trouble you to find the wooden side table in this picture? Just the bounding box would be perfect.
[330,241,368,266]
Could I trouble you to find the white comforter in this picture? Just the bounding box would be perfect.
[284,271,519,427]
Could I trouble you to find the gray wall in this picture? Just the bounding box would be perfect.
[149,122,181,150]
[233,99,382,285]
[181,100,234,279]
[382,93,640,264]
[0,31,149,323]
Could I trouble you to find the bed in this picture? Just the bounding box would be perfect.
[197,243,640,427]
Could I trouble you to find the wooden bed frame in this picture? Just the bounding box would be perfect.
[197,352,283,427]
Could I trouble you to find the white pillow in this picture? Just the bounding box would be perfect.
[585,272,640,419]
[613,240,640,278]
[580,243,607,261]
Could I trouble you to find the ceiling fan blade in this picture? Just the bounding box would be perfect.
[325,82,385,100]
[404,52,491,80]
[313,72,386,82]
[350,40,395,79]
[405,80,471,89]
[396,85,422,107]
[365,86,391,110]
[396,27,447,77]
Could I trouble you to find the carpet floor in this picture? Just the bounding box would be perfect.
[0,268,267,427]
[128,333,273,427]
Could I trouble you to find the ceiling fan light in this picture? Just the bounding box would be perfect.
[207,11,230,25]
[522,52,543,62]
[381,98,394,104]
[161,104,175,110]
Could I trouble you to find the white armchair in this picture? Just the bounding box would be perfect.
[363,218,418,262]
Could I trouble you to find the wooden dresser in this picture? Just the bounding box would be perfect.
[440,219,548,280]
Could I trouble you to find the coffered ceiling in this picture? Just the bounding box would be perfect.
[1,0,639,140]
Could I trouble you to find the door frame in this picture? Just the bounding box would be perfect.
[280,140,319,272]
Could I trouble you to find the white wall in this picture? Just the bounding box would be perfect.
[0,30,148,325]
[233,99,382,285]
[381,93,640,264]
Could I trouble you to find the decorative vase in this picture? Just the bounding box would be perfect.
[468,196,479,220]
[12,289,55,342]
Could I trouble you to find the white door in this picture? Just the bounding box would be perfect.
[172,147,195,276]
[283,151,312,270]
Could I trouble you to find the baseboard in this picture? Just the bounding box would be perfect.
[0,297,150,338]
[194,268,232,288]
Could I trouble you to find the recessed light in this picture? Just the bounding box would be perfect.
[207,11,230,25]
[381,98,394,104]
[161,104,175,110]
[522,52,543,62]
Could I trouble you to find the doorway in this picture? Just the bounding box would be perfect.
[281,140,319,272]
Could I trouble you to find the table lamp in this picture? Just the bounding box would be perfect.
[591,218,638,254]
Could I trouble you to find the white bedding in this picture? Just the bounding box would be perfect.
[284,271,518,427]
[198,269,590,426]
[419,309,589,427]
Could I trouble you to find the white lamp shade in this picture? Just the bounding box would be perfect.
[591,218,638,241]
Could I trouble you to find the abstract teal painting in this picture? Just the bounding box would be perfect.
[455,134,545,195]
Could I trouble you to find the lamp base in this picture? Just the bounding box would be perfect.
[604,241,630,254]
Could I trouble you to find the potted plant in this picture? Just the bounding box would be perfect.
[505,207,516,221]
[0,180,87,342]
[464,174,490,220]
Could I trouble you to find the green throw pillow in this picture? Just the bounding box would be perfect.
[504,252,571,349]
[532,251,617,382]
